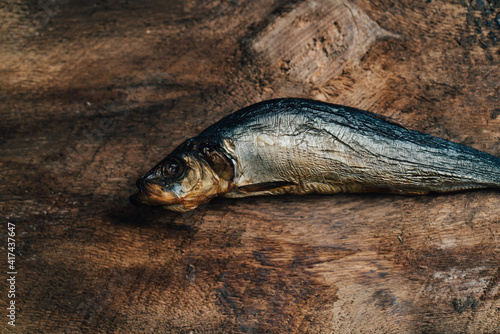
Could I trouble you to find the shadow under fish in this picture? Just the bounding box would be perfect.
[131,98,500,212]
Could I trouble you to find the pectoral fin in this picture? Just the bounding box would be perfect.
[237,181,296,193]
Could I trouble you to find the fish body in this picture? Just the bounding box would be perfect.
[132,98,500,211]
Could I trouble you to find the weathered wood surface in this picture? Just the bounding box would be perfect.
[1,0,500,332]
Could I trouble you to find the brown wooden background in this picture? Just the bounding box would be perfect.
[1,0,500,332]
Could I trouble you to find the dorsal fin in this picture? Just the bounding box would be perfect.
[372,113,409,130]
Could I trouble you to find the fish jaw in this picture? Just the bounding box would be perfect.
[131,179,207,211]
[131,180,181,205]
[130,192,203,211]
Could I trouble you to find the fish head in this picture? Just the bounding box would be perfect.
[131,140,234,212]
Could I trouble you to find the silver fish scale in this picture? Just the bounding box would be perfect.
[196,98,500,194]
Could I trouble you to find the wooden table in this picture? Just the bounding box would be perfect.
[1,0,499,332]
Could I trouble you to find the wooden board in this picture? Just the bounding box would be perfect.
[1,0,500,332]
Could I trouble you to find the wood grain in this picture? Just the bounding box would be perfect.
[251,0,398,86]
[1,0,499,332]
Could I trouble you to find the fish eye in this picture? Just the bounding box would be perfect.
[161,158,184,179]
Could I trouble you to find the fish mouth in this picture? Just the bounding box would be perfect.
[130,178,180,206]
